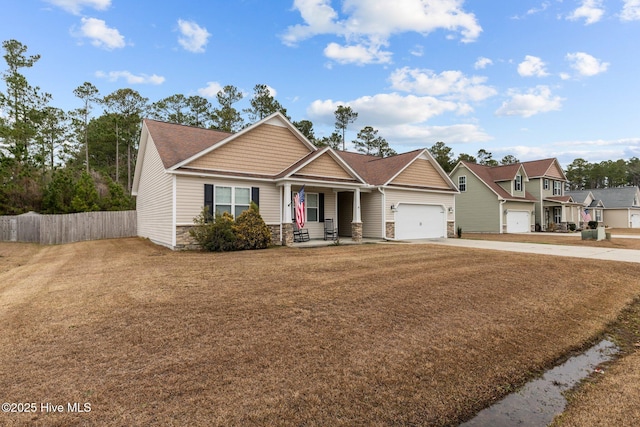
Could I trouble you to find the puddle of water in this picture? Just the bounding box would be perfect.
[460,339,619,427]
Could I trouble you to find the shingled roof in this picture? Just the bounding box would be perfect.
[460,161,537,201]
[144,119,232,169]
[336,150,424,185]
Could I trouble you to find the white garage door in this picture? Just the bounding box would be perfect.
[395,204,445,239]
[506,211,530,233]
[631,214,640,228]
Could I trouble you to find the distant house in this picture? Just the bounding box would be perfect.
[450,158,577,233]
[132,112,459,249]
[449,161,536,233]
[567,187,640,228]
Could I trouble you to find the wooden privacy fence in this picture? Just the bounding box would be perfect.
[0,211,137,245]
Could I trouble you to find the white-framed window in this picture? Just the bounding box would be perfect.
[515,174,522,192]
[544,179,550,190]
[306,193,319,222]
[553,181,562,196]
[595,209,602,222]
[215,186,251,217]
[553,207,562,224]
[458,176,467,192]
[291,192,320,222]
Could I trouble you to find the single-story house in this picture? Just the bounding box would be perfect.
[132,112,459,249]
[564,190,605,228]
[567,187,640,228]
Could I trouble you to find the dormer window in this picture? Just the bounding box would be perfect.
[515,174,522,192]
[553,181,562,196]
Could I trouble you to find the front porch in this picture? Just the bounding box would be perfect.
[280,182,368,246]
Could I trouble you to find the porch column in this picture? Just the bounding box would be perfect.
[351,188,362,242]
[282,183,293,246]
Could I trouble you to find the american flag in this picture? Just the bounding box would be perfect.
[294,186,306,229]
[581,208,591,222]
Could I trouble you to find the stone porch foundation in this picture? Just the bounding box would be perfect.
[282,222,294,246]
[351,222,362,242]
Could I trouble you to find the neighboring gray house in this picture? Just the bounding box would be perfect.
[567,187,640,228]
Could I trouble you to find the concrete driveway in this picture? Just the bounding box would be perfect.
[412,238,640,264]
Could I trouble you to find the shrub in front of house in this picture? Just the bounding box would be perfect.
[190,203,271,252]
[190,209,237,252]
[568,222,577,232]
[588,220,599,229]
[233,202,272,250]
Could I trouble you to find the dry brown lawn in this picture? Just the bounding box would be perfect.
[463,228,640,250]
[1,238,639,426]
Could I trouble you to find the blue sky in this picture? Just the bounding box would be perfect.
[2,0,640,166]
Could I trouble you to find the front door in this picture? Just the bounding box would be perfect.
[337,192,353,237]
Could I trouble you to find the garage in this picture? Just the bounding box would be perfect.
[632,214,640,228]
[506,211,530,233]
[395,204,445,239]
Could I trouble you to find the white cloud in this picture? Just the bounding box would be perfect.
[197,82,224,98]
[177,19,211,53]
[307,93,459,128]
[621,0,640,21]
[78,17,125,50]
[282,0,482,65]
[567,0,605,25]
[495,85,564,118]
[389,67,497,103]
[474,57,493,69]
[410,45,424,57]
[565,52,609,76]
[324,41,392,65]
[517,55,549,77]
[44,0,110,15]
[96,70,165,85]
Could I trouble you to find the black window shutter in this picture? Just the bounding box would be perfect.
[251,187,260,207]
[204,184,214,217]
[319,193,325,222]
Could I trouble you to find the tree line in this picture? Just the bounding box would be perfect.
[428,141,640,189]
[4,39,634,216]
[0,40,400,215]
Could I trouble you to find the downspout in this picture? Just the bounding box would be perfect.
[279,185,283,245]
[378,187,386,239]
[499,199,506,233]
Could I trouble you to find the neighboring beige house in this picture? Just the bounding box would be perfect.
[564,190,605,228]
[132,112,459,249]
[449,161,537,233]
[567,187,640,228]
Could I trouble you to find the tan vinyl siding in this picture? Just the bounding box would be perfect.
[136,136,174,247]
[187,124,312,174]
[391,158,451,189]
[361,191,383,238]
[546,163,565,179]
[175,176,281,225]
[451,168,500,232]
[297,153,353,179]
[604,209,631,228]
[386,188,455,223]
